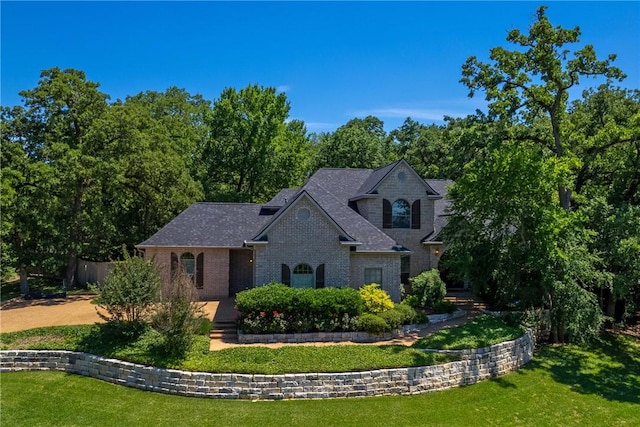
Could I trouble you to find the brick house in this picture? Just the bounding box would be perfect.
[137,159,451,302]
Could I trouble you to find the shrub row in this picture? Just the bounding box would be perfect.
[235,283,426,335]
[235,283,364,334]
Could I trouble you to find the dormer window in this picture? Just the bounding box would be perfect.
[392,199,411,228]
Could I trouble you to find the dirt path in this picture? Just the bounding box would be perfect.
[0,296,219,334]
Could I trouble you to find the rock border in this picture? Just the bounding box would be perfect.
[1,328,534,400]
[238,310,467,344]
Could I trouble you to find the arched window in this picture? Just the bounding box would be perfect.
[292,263,314,288]
[392,199,411,228]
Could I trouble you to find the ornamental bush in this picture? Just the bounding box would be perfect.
[359,283,394,313]
[356,313,391,335]
[235,283,363,334]
[408,269,447,309]
[93,249,160,325]
[152,272,207,356]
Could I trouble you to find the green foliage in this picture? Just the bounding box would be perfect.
[396,301,428,324]
[235,283,364,334]
[356,313,391,335]
[152,273,207,356]
[202,84,311,202]
[92,249,160,324]
[413,315,525,350]
[408,269,447,309]
[359,283,394,313]
[431,300,457,314]
[313,116,394,170]
[1,69,203,286]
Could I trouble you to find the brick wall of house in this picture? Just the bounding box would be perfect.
[143,247,230,300]
[254,196,351,288]
[358,162,441,277]
[349,253,402,302]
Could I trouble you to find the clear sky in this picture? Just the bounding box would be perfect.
[2,1,639,133]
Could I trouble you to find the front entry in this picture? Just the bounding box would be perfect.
[229,249,254,296]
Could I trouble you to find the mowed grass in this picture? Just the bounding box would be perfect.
[2,333,638,426]
[0,324,457,374]
[413,314,525,350]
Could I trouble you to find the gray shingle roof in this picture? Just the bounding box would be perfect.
[137,203,270,248]
[263,188,299,208]
[354,160,401,196]
[137,161,451,252]
[423,179,453,242]
[304,168,373,203]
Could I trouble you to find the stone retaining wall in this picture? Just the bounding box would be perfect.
[238,310,466,344]
[0,330,534,400]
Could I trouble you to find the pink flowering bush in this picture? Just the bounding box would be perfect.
[235,283,363,334]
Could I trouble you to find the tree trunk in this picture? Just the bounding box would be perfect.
[20,268,29,296]
[66,252,77,290]
[559,186,571,211]
[606,294,617,318]
[545,290,559,343]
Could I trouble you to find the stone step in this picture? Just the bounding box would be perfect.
[445,293,488,310]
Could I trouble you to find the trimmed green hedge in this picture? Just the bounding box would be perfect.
[235,284,426,335]
[235,283,364,334]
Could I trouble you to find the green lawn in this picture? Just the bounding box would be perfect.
[2,334,638,426]
[0,315,527,374]
[413,314,525,349]
[0,324,457,373]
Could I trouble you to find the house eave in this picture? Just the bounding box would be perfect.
[244,240,269,246]
[353,250,413,255]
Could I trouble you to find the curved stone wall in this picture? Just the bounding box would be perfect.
[0,331,534,400]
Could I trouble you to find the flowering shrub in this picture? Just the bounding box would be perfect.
[359,283,394,313]
[236,283,363,334]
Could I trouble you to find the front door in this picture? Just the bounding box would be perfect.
[229,249,254,296]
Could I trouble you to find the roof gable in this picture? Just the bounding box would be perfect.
[252,188,355,243]
[253,179,406,253]
[354,159,440,198]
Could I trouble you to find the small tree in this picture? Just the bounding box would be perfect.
[93,249,160,324]
[152,272,207,356]
[408,269,447,309]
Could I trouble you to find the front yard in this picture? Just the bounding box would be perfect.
[0,315,522,373]
[1,333,638,426]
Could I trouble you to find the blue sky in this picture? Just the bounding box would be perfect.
[2,1,639,133]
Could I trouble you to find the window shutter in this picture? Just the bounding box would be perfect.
[196,253,204,289]
[281,264,291,286]
[171,252,178,279]
[315,264,325,288]
[411,200,421,229]
[383,199,392,228]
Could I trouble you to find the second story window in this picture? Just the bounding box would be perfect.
[383,199,421,229]
[392,199,411,228]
